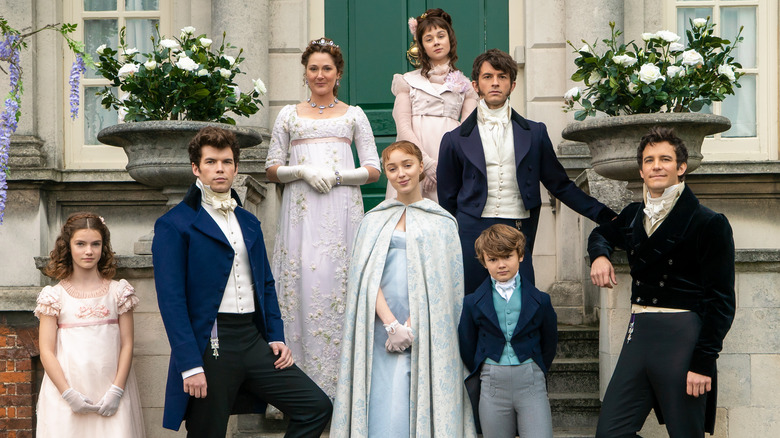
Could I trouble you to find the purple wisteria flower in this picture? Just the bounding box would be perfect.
[69,54,86,120]
[0,34,22,223]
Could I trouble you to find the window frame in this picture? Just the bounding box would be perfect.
[666,0,778,161]
[63,0,172,169]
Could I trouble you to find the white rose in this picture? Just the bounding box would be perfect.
[655,30,680,43]
[199,38,212,48]
[669,43,685,53]
[693,18,708,29]
[175,56,199,71]
[718,64,736,82]
[681,49,704,66]
[638,63,664,84]
[563,86,580,104]
[641,32,656,42]
[219,68,232,79]
[159,39,181,50]
[123,48,139,58]
[180,26,196,38]
[612,54,637,67]
[197,69,210,77]
[222,55,236,66]
[666,65,685,78]
[96,44,107,55]
[253,78,267,94]
[144,60,158,70]
[117,63,139,78]
[627,82,638,94]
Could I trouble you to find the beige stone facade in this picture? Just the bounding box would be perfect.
[1,0,778,436]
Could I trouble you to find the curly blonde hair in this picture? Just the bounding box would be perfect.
[44,212,117,280]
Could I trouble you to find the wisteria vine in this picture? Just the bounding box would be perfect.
[0,19,86,223]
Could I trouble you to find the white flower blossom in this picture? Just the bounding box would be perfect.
[253,78,267,94]
[144,60,157,70]
[612,54,637,67]
[681,49,704,66]
[588,71,601,85]
[159,39,180,50]
[669,43,685,53]
[123,48,139,58]
[180,26,196,39]
[638,63,664,84]
[693,18,708,29]
[96,44,107,55]
[219,68,232,79]
[655,30,680,43]
[563,86,580,103]
[666,65,685,78]
[222,55,236,66]
[627,82,638,94]
[199,38,212,48]
[642,32,656,42]
[718,64,736,82]
[197,68,209,77]
[117,63,139,78]
[175,55,199,71]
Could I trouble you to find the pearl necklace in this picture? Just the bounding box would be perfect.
[307,97,339,114]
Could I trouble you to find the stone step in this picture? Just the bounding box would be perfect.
[553,427,598,438]
[550,392,601,429]
[556,324,599,359]
[548,357,600,394]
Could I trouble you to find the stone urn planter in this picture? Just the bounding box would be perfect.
[562,113,730,199]
[98,120,262,206]
[97,120,262,253]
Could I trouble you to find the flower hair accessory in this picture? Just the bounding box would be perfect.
[408,17,417,36]
[311,38,339,48]
[98,216,106,225]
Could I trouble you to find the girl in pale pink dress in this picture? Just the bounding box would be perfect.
[35,212,144,437]
[389,8,479,202]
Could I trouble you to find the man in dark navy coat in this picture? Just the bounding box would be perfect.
[152,127,331,437]
[438,49,615,294]
[589,126,735,437]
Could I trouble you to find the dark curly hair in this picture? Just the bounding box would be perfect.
[471,48,518,83]
[414,8,459,78]
[301,37,345,97]
[637,126,689,181]
[188,126,240,167]
[44,212,117,280]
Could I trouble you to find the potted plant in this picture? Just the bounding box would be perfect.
[94,25,265,200]
[561,18,742,184]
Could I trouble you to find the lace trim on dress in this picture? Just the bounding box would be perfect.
[34,285,62,318]
[61,278,110,299]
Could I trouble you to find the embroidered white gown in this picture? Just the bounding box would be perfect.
[34,279,145,438]
[266,104,380,397]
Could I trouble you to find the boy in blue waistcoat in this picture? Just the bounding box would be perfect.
[458,224,557,438]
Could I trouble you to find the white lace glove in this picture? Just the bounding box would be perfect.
[62,388,99,414]
[276,165,332,194]
[96,384,124,416]
[384,320,414,353]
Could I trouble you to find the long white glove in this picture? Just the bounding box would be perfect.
[96,384,124,416]
[276,165,332,194]
[62,388,99,414]
[384,320,414,353]
[330,167,370,186]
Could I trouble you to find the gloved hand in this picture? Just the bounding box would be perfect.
[62,388,99,414]
[276,165,332,194]
[96,384,124,416]
[384,320,414,353]
[422,159,437,193]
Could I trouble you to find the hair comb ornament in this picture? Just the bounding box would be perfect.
[406,16,421,67]
[311,38,339,48]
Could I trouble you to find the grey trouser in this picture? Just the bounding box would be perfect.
[479,362,553,438]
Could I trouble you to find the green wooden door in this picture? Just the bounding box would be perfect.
[326,0,508,210]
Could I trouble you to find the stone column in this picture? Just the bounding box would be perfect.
[212,0,271,175]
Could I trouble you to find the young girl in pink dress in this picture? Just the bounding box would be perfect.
[35,212,145,437]
[388,8,478,202]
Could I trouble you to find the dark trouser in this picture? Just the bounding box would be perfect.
[596,312,706,438]
[457,207,540,295]
[185,314,332,438]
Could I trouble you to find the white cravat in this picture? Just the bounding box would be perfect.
[197,178,237,216]
[643,182,684,231]
[477,98,510,147]
[492,272,520,302]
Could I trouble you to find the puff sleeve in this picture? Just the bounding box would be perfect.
[34,285,62,319]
